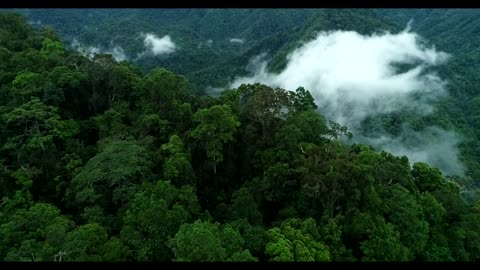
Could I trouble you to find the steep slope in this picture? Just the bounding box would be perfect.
[8,9,317,87]
[377,9,480,184]
[2,13,480,262]
[189,9,401,90]
[7,8,480,184]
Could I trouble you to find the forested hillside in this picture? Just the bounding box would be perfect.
[7,9,317,91]
[14,8,480,185]
[376,9,480,190]
[6,9,400,90]
[1,11,480,262]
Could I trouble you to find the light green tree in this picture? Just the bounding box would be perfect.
[265,218,330,262]
[190,104,240,174]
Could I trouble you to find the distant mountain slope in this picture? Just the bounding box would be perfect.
[7,9,317,87]
[189,9,401,90]
[377,9,480,184]
[5,8,480,184]
[7,9,400,90]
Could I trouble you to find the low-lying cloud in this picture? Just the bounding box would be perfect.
[229,28,465,176]
[197,39,213,49]
[230,38,245,44]
[358,126,465,177]
[110,46,128,62]
[28,20,42,25]
[143,33,176,56]
[71,39,128,62]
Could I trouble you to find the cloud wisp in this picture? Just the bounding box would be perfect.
[230,38,245,44]
[142,33,176,56]
[71,39,128,62]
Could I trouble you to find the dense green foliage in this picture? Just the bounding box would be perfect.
[16,8,480,183]
[1,11,480,262]
[6,9,318,92]
[6,9,398,92]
